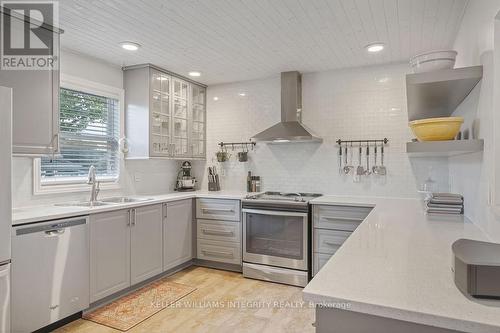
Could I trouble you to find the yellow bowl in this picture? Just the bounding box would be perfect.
[409,117,464,141]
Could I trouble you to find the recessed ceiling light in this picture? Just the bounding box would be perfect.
[120,41,141,51]
[238,93,246,97]
[213,97,219,101]
[189,71,201,77]
[366,43,385,53]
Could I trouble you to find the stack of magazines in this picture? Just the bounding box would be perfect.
[425,193,464,215]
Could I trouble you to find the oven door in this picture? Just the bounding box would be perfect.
[242,208,308,271]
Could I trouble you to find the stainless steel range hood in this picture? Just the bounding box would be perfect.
[252,71,323,143]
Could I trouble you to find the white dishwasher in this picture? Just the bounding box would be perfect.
[12,216,90,333]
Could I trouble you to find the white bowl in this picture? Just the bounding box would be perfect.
[409,50,457,73]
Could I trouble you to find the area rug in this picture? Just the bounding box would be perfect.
[83,279,196,331]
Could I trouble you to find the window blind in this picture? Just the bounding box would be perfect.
[41,88,120,183]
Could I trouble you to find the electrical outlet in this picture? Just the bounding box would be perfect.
[134,172,142,182]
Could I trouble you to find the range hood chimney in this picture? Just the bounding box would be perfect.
[252,71,323,143]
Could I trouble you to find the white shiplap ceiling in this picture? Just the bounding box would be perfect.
[59,0,468,85]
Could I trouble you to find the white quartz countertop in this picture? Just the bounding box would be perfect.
[304,196,500,333]
[12,190,250,225]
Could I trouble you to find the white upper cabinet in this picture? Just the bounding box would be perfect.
[0,11,60,155]
[124,64,206,160]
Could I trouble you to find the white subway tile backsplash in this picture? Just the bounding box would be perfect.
[200,63,449,197]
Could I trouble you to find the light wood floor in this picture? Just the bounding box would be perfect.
[55,266,315,333]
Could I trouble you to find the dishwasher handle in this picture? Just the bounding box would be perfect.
[45,229,65,237]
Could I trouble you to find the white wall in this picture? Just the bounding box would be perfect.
[12,50,181,207]
[449,1,500,241]
[453,0,500,67]
[60,49,123,89]
[201,63,449,197]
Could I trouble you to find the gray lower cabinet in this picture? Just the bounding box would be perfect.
[195,198,242,266]
[312,204,372,276]
[90,204,163,303]
[163,199,193,271]
[197,239,242,265]
[131,204,163,285]
[90,209,131,303]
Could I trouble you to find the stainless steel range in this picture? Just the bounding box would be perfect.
[242,191,322,287]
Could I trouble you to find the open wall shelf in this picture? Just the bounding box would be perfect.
[406,139,484,157]
[406,66,483,122]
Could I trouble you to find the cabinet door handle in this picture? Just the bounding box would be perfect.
[49,305,59,310]
[127,209,131,226]
[201,229,233,236]
[163,203,167,219]
[324,241,340,247]
[322,216,362,222]
[201,250,233,258]
[132,208,137,226]
[202,208,234,213]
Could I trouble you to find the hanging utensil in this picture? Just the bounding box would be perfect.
[356,143,365,176]
[378,145,387,175]
[364,144,371,175]
[343,144,351,174]
[372,143,379,174]
[338,144,343,174]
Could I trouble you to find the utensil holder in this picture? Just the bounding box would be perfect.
[208,174,221,191]
[208,182,220,191]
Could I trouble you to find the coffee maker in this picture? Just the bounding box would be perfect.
[175,161,196,191]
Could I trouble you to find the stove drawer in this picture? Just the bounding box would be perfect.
[197,219,241,243]
[196,199,240,221]
[313,205,372,231]
[197,239,241,265]
[314,229,351,255]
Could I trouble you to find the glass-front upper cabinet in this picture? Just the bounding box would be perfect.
[124,64,207,160]
[191,85,206,158]
[172,78,190,157]
[150,70,171,157]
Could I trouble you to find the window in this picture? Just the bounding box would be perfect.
[34,75,123,193]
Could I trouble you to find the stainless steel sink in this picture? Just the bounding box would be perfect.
[54,201,111,207]
[100,196,154,203]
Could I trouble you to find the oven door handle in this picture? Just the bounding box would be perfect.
[242,208,308,218]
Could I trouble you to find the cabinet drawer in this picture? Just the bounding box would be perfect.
[197,219,241,243]
[196,198,240,221]
[197,239,241,265]
[313,205,372,231]
[313,253,332,276]
[314,229,351,255]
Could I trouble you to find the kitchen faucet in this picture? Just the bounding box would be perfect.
[87,165,100,203]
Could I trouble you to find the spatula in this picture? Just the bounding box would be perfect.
[378,145,387,175]
[356,144,365,176]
